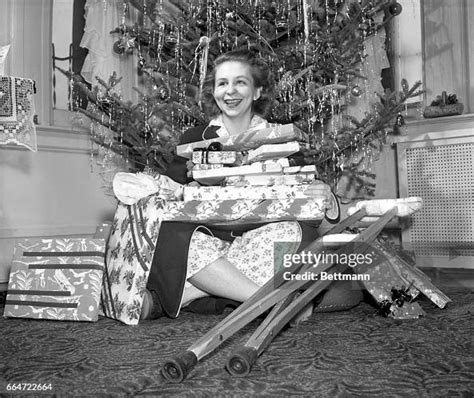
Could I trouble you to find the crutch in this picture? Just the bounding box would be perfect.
[161,208,395,382]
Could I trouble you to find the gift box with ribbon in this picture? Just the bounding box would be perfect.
[162,198,327,224]
[3,238,105,321]
[183,184,316,201]
[101,194,165,325]
[176,123,307,158]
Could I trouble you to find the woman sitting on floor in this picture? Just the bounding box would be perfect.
[141,49,363,320]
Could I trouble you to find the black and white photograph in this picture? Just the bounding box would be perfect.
[0,0,473,396]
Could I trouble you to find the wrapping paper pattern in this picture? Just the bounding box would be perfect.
[101,195,165,325]
[183,185,315,201]
[192,160,287,185]
[0,76,37,151]
[351,238,451,317]
[192,150,243,165]
[162,198,326,223]
[3,239,105,321]
[177,124,307,158]
[373,240,451,309]
[353,242,420,304]
[225,173,315,186]
[247,141,305,162]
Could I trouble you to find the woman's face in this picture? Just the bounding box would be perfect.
[213,61,262,120]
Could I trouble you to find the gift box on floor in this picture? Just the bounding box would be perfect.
[373,240,451,308]
[177,124,307,158]
[183,184,315,201]
[349,238,451,319]
[3,238,105,321]
[101,194,166,325]
[162,198,327,223]
[352,240,420,305]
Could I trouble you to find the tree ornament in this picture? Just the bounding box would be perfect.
[351,85,363,97]
[158,85,170,101]
[165,34,178,45]
[393,112,405,134]
[401,78,409,93]
[113,40,125,55]
[123,35,136,54]
[275,19,287,29]
[137,57,146,73]
[389,2,403,16]
[395,112,405,126]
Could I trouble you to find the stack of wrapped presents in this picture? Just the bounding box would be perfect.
[175,123,329,223]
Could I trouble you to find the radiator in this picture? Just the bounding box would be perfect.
[397,130,474,268]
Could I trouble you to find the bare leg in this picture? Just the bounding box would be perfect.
[188,256,260,302]
[181,284,209,307]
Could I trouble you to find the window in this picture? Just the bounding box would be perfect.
[52,0,88,125]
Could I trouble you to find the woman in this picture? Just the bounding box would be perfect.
[141,49,362,320]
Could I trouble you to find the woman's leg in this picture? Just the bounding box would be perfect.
[187,256,260,303]
[180,284,209,307]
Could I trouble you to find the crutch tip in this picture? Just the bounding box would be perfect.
[226,347,258,377]
[161,351,198,383]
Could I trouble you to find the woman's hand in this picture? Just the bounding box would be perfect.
[304,180,332,200]
[186,159,195,172]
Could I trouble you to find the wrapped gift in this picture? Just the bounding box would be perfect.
[162,198,327,223]
[3,238,105,322]
[192,159,290,185]
[352,240,420,304]
[225,173,315,186]
[247,141,305,163]
[373,240,451,308]
[190,163,225,170]
[192,150,244,165]
[183,185,314,201]
[177,124,307,158]
[283,165,316,174]
[101,194,165,325]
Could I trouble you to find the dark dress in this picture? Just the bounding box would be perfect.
[146,124,321,318]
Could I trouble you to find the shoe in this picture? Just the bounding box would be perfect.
[184,297,240,315]
[312,280,363,313]
[140,289,164,320]
[290,280,364,326]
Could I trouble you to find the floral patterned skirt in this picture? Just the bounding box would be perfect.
[186,222,302,288]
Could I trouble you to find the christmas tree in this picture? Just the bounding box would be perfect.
[70,0,422,196]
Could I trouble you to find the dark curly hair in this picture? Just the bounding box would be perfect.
[200,49,274,118]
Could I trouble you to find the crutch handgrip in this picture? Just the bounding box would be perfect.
[226,347,258,377]
[161,351,198,383]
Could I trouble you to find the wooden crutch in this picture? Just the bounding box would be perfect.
[161,208,395,382]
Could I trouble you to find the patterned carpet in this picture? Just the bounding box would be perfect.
[1,288,473,397]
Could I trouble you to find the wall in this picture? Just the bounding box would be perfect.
[0,0,116,283]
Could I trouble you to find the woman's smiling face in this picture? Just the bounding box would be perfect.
[213,61,262,121]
